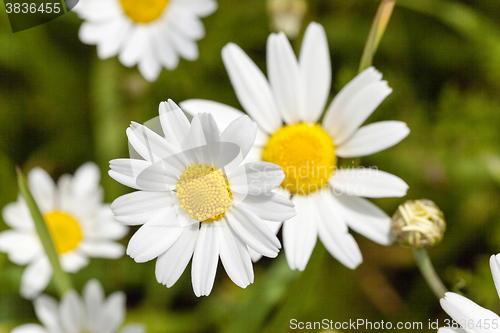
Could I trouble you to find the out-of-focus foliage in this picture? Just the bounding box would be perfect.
[2,0,500,332]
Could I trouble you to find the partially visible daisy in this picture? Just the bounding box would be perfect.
[0,163,127,299]
[438,254,500,333]
[73,0,217,81]
[12,279,146,333]
[109,100,295,296]
[180,22,410,270]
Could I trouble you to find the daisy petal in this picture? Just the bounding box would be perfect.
[109,159,173,191]
[226,206,281,258]
[33,295,60,332]
[159,100,190,148]
[126,219,184,263]
[267,32,303,124]
[217,218,254,288]
[298,22,331,123]
[180,99,245,133]
[329,168,408,198]
[11,324,48,333]
[490,254,500,300]
[249,220,282,262]
[440,292,500,327]
[2,199,33,230]
[283,195,317,271]
[21,257,52,299]
[220,116,257,160]
[336,121,410,158]
[222,43,282,134]
[59,290,84,333]
[79,241,124,259]
[120,324,147,333]
[437,329,466,333]
[315,191,362,269]
[181,0,217,17]
[138,48,162,82]
[111,191,174,225]
[83,279,105,332]
[228,162,285,196]
[27,167,55,212]
[156,224,198,288]
[126,122,178,164]
[72,162,100,198]
[0,230,40,265]
[60,252,89,273]
[192,223,219,297]
[97,291,126,333]
[323,67,391,146]
[238,192,296,222]
[118,26,148,67]
[333,194,393,245]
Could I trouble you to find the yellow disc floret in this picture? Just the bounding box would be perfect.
[262,123,337,195]
[44,211,83,255]
[120,0,169,24]
[176,164,233,222]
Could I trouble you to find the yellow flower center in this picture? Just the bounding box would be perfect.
[120,0,169,24]
[44,212,83,255]
[262,123,337,195]
[176,164,233,222]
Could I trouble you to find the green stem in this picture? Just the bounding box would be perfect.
[16,167,72,297]
[359,0,396,72]
[413,247,448,299]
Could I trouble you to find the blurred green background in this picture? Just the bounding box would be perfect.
[2,0,500,332]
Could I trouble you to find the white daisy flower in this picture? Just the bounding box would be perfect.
[180,21,410,271]
[11,279,146,333]
[439,254,500,333]
[0,163,127,299]
[73,0,217,81]
[109,100,296,296]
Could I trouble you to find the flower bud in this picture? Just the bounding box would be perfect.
[391,199,446,248]
[267,0,307,39]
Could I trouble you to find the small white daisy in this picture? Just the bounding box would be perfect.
[0,163,127,299]
[73,0,217,81]
[438,254,500,333]
[180,21,410,271]
[11,279,146,333]
[109,100,295,296]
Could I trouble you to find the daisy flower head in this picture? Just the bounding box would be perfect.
[438,254,500,333]
[12,279,146,333]
[0,163,128,299]
[109,99,296,296]
[180,21,410,271]
[73,0,217,82]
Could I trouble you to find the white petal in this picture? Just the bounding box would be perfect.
[126,218,184,263]
[27,167,55,212]
[237,192,296,222]
[180,99,245,132]
[220,116,257,159]
[21,257,52,299]
[72,162,100,198]
[298,22,331,123]
[336,121,410,158]
[217,218,254,288]
[153,26,179,70]
[227,206,281,258]
[155,224,198,287]
[109,159,172,191]
[168,29,199,61]
[440,292,500,330]
[329,168,408,198]
[95,18,132,60]
[111,191,174,225]
[283,195,317,271]
[97,291,126,333]
[120,324,147,333]
[222,43,282,134]
[323,67,391,145]
[267,32,303,124]
[11,324,48,333]
[314,191,363,269]
[59,290,84,333]
[0,230,40,265]
[228,162,284,196]
[126,122,179,165]
[181,113,220,153]
[33,295,60,332]
[489,254,500,300]
[333,194,393,246]
[118,26,149,67]
[166,4,205,40]
[180,0,217,16]
[60,252,89,273]
[83,279,104,332]
[138,48,162,82]
[437,329,466,333]
[159,100,190,148]
[249,220,282,262]
[192,223,219,297]
[2,198,34,230]
[79,241,124,259]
